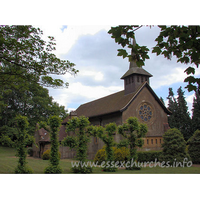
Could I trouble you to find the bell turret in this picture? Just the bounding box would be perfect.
[121,37,152,95]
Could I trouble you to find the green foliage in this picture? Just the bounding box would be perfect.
[44,165,62,174]
[108,25,149,67]
[94,146,130,165]
[153,25,200,92]
[108,25,200,92]
[98,123,118,172]
[167,87,192,141]
[117,139,129,148]
[192,87,200,132]
[71,165,93,174]
[188,130,200,164]
[44,116,62,174]
[62,136,77,149]
[114,147,130,162]
[27,147,33,156]
[42,149,51,160]
[42,149,61,160]
[14,165,33,174]
[0,134,14,147]
[137,151,162,162]
[14,115,33,173]
[62,116,93,173]
[0,25,78,88]
[0,81,69,146]
[94,148,107,165]
[118,117,147,170]
[161,128,190,165]
[0,25,72,148]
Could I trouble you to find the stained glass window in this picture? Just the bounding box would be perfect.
[138,103,153,122]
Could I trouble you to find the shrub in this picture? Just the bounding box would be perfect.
[71,166,93,174]
[188,130,200,164]
[15,165,33,174]
[160,128,190,165]
[44,165,62,174]
[27,147,33,157]
[137,151,162,162]
[114,147,130,162]
[94,146,130,165]
[42,149,51,160]
[42,149,61,160]
[94,148,106,165]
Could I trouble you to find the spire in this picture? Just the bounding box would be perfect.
[129,36,138,69]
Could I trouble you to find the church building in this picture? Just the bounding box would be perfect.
[33,39,171,159]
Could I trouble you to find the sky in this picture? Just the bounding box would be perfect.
[36,25,200,116]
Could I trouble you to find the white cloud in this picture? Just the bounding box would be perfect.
[35,25,111,57]
[151,67,188,89]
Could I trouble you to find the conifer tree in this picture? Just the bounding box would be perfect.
[167,88,179,129]
[177,87,192,141]
[192,87,200,133]
[167,87,192,141]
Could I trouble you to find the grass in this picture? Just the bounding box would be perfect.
[0,146,200,174]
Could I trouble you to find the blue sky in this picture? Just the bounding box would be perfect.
[37,25,200,116]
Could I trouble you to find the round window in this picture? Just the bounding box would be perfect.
[138,103,153,122]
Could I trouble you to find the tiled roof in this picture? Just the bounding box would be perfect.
[121,67,153,79]
[76,90,135,118]
[76,82,171,118]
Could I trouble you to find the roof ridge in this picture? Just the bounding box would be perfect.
[78,90,125,107]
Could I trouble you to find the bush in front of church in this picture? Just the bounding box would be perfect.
[42,149,61,160]
[94,146,130,165]
[160,128,190,165]
[137,151,162,162]
[188,129,200,164]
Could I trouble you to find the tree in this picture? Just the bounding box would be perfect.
[14,115,33,174]
[62,116,93,173]
[0,25,73,146]
[44,116,62,174]
[96,123,118,172]
[192,87,200,132]
[188,130,200,164]
[118,117,147,170]
[177,87,192,140]
[108,25,200,92]
[161,128,190,166]
[167,88,179,129]
[0,80,68,146]
[167,87,192,141]
[0,25,78,88]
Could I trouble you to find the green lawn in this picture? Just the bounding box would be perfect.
[0,146,200,174]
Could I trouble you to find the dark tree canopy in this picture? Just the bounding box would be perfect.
[192,87,200,132]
